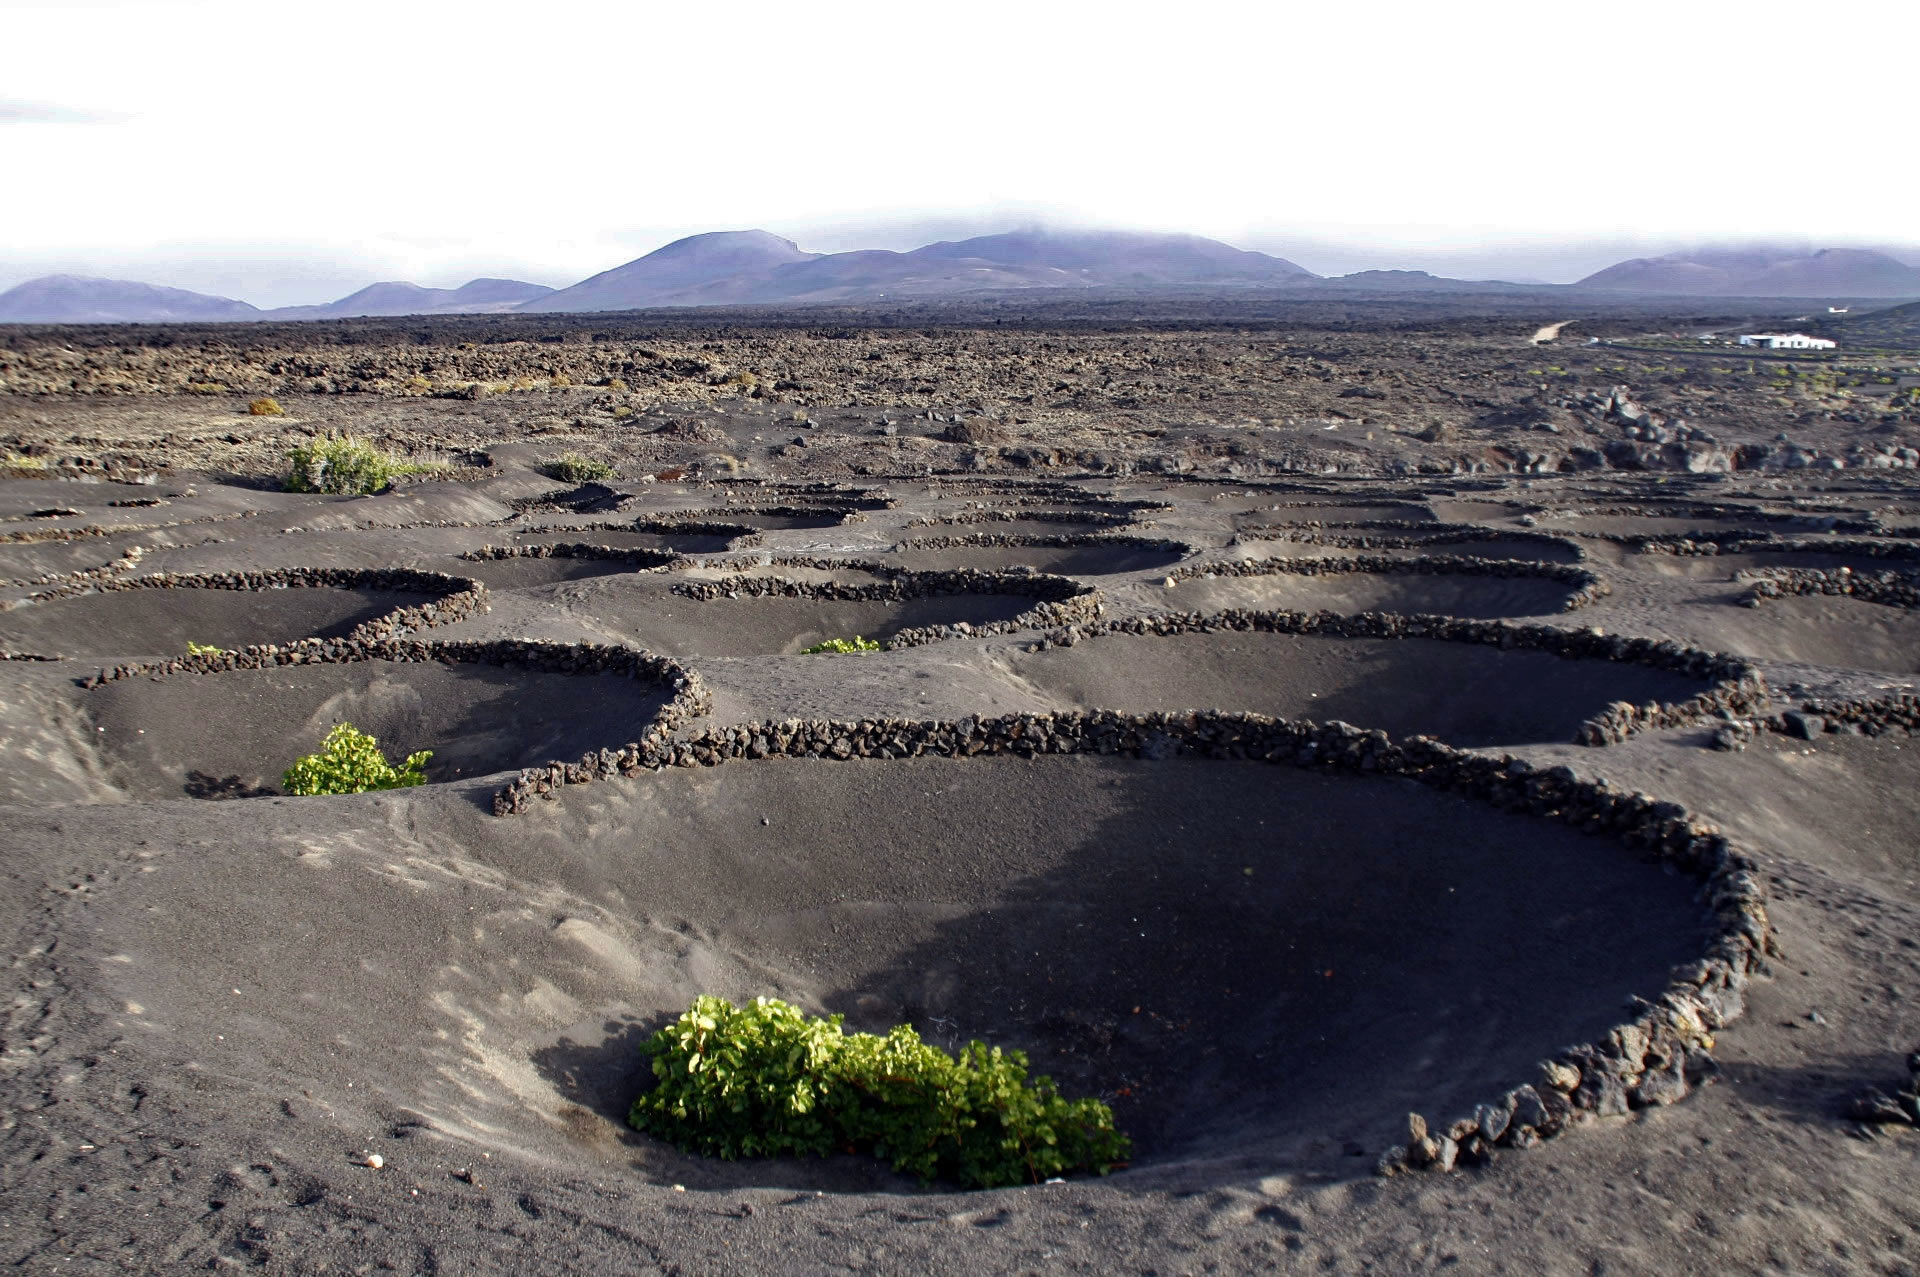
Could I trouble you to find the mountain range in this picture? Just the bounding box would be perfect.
[4,232,1918,324]
[1575,247,1920,297]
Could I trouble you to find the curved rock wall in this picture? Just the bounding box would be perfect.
[1167,553,1610,612]
[493,707,1773,1176]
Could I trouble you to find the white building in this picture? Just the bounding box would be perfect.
[1737,333,1837,350]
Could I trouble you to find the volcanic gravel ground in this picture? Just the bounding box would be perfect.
[2,372,1920,1270]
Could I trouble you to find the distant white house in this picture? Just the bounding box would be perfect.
[1737,332,1837,350]
[1828,306,1851,314]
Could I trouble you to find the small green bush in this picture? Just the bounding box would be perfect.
[248,397,285,416]
[800,636,881,654]
[629,996,1129,1189]
[285,433,428,495]
[541,451,617,483]
[185,640,226,656]
[282,723,430,796]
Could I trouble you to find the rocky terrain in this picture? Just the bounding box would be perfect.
[0,301,1917,1273]
[2,302,1916,486]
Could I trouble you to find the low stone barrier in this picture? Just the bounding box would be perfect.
[1236,522,1588,559]
[460,543,680,570]
[12,566,489,644]
[1743,565,1920,609]
[78,639,710,760]
[492,707,1774,1177]
[1021,606,1764,746]
[1711,691,1920,750]
[1166,552,1610,612]
[0,508,258,545]
[892,531,1192,557]
[515,518,763,548]
[668,568,1103,650]
[1629,533,1913,558]
[678,503,872,525]
[904,509,1135,530]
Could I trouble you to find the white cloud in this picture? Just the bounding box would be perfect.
[1,0,1913,298]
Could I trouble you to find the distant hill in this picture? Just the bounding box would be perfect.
[270,277,554,320]
[0,275,261,323]
[524,228,1318,312]
[1577,247,1920,298]
[1312,269,1549,292]
[522,231,819,312]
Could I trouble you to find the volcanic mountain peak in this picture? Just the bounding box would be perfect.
[910,228,1316,281]
[1577,246,1920,297]
[0,274,262,324]
[521,230,819,313]
[276,277,556,319]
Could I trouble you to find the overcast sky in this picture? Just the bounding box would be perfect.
[2,0,1910,305]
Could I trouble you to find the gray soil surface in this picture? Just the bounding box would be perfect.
[2,308,1918,1272]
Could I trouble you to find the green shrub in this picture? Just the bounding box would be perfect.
[285,433,426,495]
[185,640,226,656]
[282,723,430,795]
[800,636,881,654]
[248,397,285,416]
[629,996,1129,1188]
[541,451,617,483]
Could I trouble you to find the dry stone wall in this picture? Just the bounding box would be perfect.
[15,567,489,645]
[1026,606,1765,746]
[492,707,1773,1176]
[1743,566,1920,609]
[668,568,1103,650]
[1167,552,1610,612]
[892,531,1191,556]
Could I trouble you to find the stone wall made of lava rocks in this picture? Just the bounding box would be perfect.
[0,508,259,546]
[77,638,710,756]
[667,568,1103,649]
[1023,607,1766,747]
[903,509,1136,530]
[460,543,681,570]
[1743,566,1920,609]
[1235,523,1587,560]
[491,707,1774,1177]
[1632,535,1920,560]
[1720,692,1920,748]
[517,518,764,548]
[891,531,1192,557]
[16,567,489,644]
[1166,552,1610,612]
[680,503,872,524]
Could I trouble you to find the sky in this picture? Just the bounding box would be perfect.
[1,0,1912,306]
